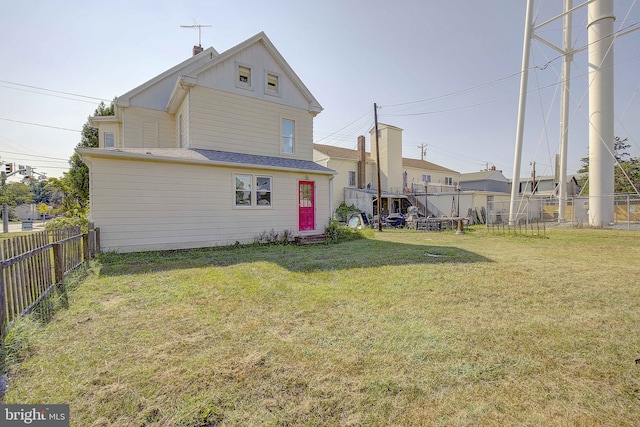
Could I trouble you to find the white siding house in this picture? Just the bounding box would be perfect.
[79,32,334,253]
[313,123,460,217]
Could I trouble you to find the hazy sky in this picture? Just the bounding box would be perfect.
[1,0,639,180]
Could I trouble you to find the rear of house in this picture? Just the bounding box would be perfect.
[79,32,334,252]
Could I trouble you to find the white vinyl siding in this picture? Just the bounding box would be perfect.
[196,41,313,110]
[176,97,190,148]
[86,155,330,252]
[122,107,175,148]
[188,86,314,160]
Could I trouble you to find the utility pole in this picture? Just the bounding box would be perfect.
[1,169,6,233]
[530,161,537,194]
[418,143,427,161]
[374,103,382,231]
[1,162,36,232]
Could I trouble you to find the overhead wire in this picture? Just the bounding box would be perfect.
[0,117,80,132]
[313,109,372,147]
[378,21,640,117]
[0,79,111,103]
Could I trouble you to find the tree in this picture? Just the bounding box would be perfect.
[38,202,50,223]
[44,177,86,218]
[0,181,33,207]
[25,176,51,204]
[576,137,640,195]
[66,100,115,206]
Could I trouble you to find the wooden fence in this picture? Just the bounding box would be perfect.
[0,223,99,338]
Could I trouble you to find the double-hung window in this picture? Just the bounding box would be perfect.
[105,132,115,148]
[282,119,294,154]
[235,174,272,207]
[348,171,356,187]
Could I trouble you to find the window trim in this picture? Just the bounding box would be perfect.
[104,132,115,148]
[348,171,356,187]
[235,61,254,91]
[264,70,281,97]
[281,118,295,155]
[233,174,273,209]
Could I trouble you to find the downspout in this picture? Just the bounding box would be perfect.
[329,175,334,221]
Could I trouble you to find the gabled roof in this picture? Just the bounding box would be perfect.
[402,158,458,174]
[313,143,372,161]
[116,46,219,108]
[181,32,322,114]
[460,170,508,182]
[313,143,457,173]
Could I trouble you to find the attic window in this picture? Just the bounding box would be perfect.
[265,72,280,95]
[238,65,251,86]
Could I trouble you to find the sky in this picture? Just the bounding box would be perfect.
[1,0,639,181]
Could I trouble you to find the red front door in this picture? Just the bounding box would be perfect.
[299,181,315,231]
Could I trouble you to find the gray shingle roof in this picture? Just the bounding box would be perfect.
[191,149,335,173]
[77,147,335,175]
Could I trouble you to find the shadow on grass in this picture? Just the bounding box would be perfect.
[97,238,492,277]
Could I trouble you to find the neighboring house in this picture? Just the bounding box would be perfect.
[460,168,510,193]
[78,32,335,253]
[13,204,36,221]
[511,175,580,197]
[313,123,460,217]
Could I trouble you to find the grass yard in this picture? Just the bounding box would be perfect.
[4,227,640,426]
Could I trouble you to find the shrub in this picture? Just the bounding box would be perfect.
[45,215,89,232]
[335,203,360,222]
[254,229,298,245]
[325,219,370,243]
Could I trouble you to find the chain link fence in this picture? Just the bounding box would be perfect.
[486,195,640,228]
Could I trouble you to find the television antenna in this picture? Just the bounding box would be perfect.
[180,21,212,46]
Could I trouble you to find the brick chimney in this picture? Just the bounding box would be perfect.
[357,135,366,189]
[192,45,204,56]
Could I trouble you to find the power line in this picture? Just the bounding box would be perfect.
[0,84,100,104]
[379,21,640,111]
[0,150,69,162]
[0,79,110,103]
[313,110,371,144]
[0,117,80,132]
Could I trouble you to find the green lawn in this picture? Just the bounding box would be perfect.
[4,227,640,426]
